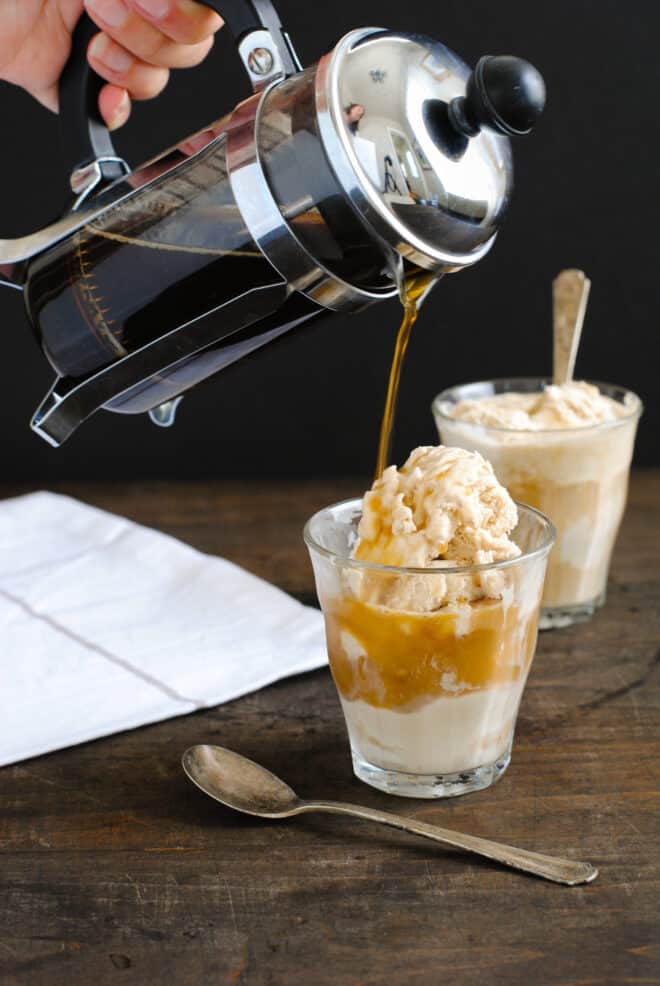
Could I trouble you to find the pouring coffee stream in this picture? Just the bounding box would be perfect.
[375,268,437,478]
[0,0,545,446]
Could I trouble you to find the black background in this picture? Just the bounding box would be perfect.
[0,0,657,479]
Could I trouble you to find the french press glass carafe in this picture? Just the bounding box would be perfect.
[0,0,545,445]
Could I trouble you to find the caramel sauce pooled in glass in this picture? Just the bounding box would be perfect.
[325,595,538,709]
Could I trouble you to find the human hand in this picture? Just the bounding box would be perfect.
[0,0,222,131]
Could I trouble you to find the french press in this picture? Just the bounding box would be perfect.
[0,0,545,445]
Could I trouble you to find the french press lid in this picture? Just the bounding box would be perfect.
[316,29,545,272]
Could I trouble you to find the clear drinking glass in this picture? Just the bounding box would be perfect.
[433,379,643,628]
[304,499,554,798]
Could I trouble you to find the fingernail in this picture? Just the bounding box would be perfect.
[89,34,134,74]
[85,0,129,28]
[108,90,131,131]
[133,0,170,19]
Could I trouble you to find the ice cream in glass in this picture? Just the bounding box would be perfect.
[304,446,554,797]
[433,379,642,628]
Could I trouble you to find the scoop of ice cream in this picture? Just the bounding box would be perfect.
[447,381,628,430]
[350,446,520,610]
[355,445,520,567]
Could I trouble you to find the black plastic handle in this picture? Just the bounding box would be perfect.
[59,0,296,176]
[59,13,119,172]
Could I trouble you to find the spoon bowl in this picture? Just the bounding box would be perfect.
[182,744,598,886]
[553,268,591,385]
[182,744,300,817]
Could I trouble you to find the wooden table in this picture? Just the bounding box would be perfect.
[1,474,659,986]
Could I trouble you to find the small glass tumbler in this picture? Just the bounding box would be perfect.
[433,378,643,629]
[304,499,554,798]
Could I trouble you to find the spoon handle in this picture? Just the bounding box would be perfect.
[301,800,597,886]
[552,269,591,385]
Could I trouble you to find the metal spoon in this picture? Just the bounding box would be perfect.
[553,268,591,385]
[182,744,598,886]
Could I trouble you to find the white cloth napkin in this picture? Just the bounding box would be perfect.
[0,491,327,767]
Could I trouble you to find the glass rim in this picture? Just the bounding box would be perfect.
[431,377,643,436]
[303,497,556,576]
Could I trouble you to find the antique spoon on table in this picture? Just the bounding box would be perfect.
[182,745,598,886]
[553,268,591,384]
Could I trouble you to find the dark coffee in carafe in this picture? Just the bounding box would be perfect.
[25,133,316,414]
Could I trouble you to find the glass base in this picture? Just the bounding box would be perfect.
[540,589,606,630]
[351,742,512,799]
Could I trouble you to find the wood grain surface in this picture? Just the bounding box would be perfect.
[1,474,658,986]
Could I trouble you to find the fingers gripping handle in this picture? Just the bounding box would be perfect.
[59,0,299,183]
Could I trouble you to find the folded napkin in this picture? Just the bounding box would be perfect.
[0,492,327,767]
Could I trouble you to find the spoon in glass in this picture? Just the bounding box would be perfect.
[182,744,598,886]
[553,268,591,385]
